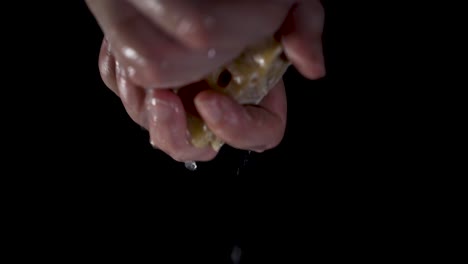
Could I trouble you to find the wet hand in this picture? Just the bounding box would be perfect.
[87,0,325,162]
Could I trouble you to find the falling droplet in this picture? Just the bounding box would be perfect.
[184,161,197,171]
[243,151,251,166]
[231,246,242,264]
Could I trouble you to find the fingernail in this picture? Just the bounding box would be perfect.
[149,139,158,149]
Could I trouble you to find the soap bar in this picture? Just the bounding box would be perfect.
[181,37,291,151]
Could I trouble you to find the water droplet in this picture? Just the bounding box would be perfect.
[122,46,144,65]
[127,66,136,77]
[208,48,216,58]
[106,39,112,53]
[231,246,242,264]
[123,47,137,60]
[117,77,129,102]
[253,55,266,67]
[184,161,197,171]
[150,139,157,149]
[233,76,243,84]
[177,19,193,34]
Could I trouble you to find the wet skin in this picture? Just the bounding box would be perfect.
[86,0,326,162]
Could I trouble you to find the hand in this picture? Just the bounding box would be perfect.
[87,0,325,162]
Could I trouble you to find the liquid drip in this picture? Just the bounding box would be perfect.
[231,245,242,264]
[236,151,252,176]
[243,151,251,166]
[184,161,197,171]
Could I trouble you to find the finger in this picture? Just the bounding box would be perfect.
[86,0,242,89]
[98,38,118,95]
[129,0,294,50]
[99,37,149,128]
[115,60,148,128]
[146,89,218,162]
[194,80,287,152]
[280,1,326,79]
